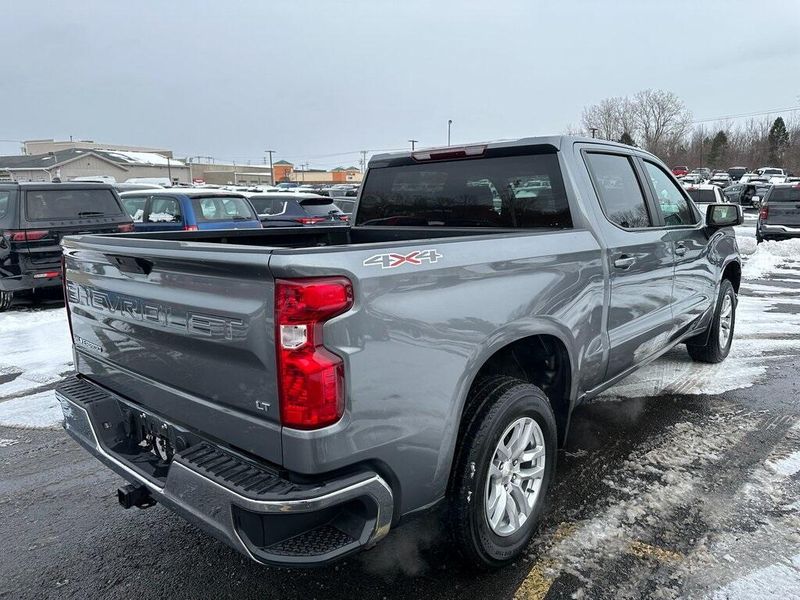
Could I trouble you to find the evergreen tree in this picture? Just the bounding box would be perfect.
[707,131,729,167]
[767,117,789,165]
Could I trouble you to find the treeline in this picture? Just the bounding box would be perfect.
[572,89,799,174]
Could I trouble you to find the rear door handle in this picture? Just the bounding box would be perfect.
[674,243,687,257]
[613,255,636,269]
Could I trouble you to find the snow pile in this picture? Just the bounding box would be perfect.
[0,308,72,400]
[741,238,800,280]
[0,390,63,429]
[736,235,757,257]
[0,307,72,430]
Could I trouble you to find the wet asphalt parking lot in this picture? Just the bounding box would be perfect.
[2,215,800,599]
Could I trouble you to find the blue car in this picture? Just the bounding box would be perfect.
[119,189,262,232]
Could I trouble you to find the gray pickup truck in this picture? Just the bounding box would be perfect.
[56,136,743,569]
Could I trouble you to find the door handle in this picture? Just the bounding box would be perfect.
[613,255,636,269]
[674,243,687,257]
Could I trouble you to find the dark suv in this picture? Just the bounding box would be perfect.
[248,193,349,227]
[0,182,133,310]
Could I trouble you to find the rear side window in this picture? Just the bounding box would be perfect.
[191,196,256,222]
[768,187,800,202]
[356,153,572,228]
[25,189,124,221]
[146,196,182,223]
[0,190,14,220]
[644,161,698,226]
[585,153,651,228]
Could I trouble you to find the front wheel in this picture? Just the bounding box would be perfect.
[687,279,736,363]
[448,376,557,569]
[0,290,13,312]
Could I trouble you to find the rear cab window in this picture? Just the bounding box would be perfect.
[190,195,257,222]
[767,187,800,202]
[24,188,124,221]
[356,151,572,228]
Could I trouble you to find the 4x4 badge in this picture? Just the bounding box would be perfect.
[363,249,442,269]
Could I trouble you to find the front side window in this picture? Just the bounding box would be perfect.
[644,161,698,226]
[356,153,572,228]
[585,153,651,228]
[146,197,182,223]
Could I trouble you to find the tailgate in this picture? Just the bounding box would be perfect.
[62,235,282,464]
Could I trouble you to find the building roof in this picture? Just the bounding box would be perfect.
[273,160,293,166]
[0,149,186,170]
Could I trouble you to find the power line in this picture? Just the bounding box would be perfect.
[692,106,800,124]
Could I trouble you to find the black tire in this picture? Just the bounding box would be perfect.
[687,279,736,363]
[448,376,557,569]
[0,290,13,312]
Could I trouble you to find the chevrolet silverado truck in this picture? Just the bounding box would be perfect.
[56,136,743,569]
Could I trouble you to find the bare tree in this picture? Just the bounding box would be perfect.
[633,89,693,156]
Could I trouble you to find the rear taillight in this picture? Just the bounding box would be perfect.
[7,229,49,242]
[297,217,326,225]
[183,224,199,231]
[759,205,769,220]
[117,223,135,233]
[337,215,350,222]
[275,277,353,429]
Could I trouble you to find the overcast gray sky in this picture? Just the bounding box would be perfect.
[2,0,799,168]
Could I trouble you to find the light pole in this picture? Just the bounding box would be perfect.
[447,120,453,146]
[408,139,418,151]
[265,149,275,185]
[589,127,598,139]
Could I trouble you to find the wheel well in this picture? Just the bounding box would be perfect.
[723,261,741,293]
[468,335,572,445]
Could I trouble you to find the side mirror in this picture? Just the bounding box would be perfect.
[706,203,743,228]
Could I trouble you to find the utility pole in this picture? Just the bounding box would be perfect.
[166,156,173,185]
[589,127,598,138]
[265,149,275,185]
[360,150,367,173]
[447,120,453,146]
[408,139,418,151]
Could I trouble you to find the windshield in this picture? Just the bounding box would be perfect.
[762,169,782,175]
[687,189,716,203]
[190,196,257,222]
[24,188,124,221]
[768,187,800,202]
[357,152,572,228]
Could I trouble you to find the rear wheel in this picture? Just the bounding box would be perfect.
[448,376,557,569]
[687,279,736,363]
[0,291,13,312]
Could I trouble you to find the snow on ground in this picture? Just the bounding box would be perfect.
[0,389,64,429]
[0,307,72,428]
[741,238,800,280]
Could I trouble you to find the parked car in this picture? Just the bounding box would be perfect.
[723,182,772,208]
[57,136,742,569]
[275,182,300,190]
[708,173,732,188]
[119,189,262,232]
[681,174,704,185]
[685,184,727,207]
[756,167,785,179]
[756,183,800,243]
[689,167,712,182]
[248,192,349,226]
[726,167,747,181]
[0,182,133,310]
[672,165,689,176]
